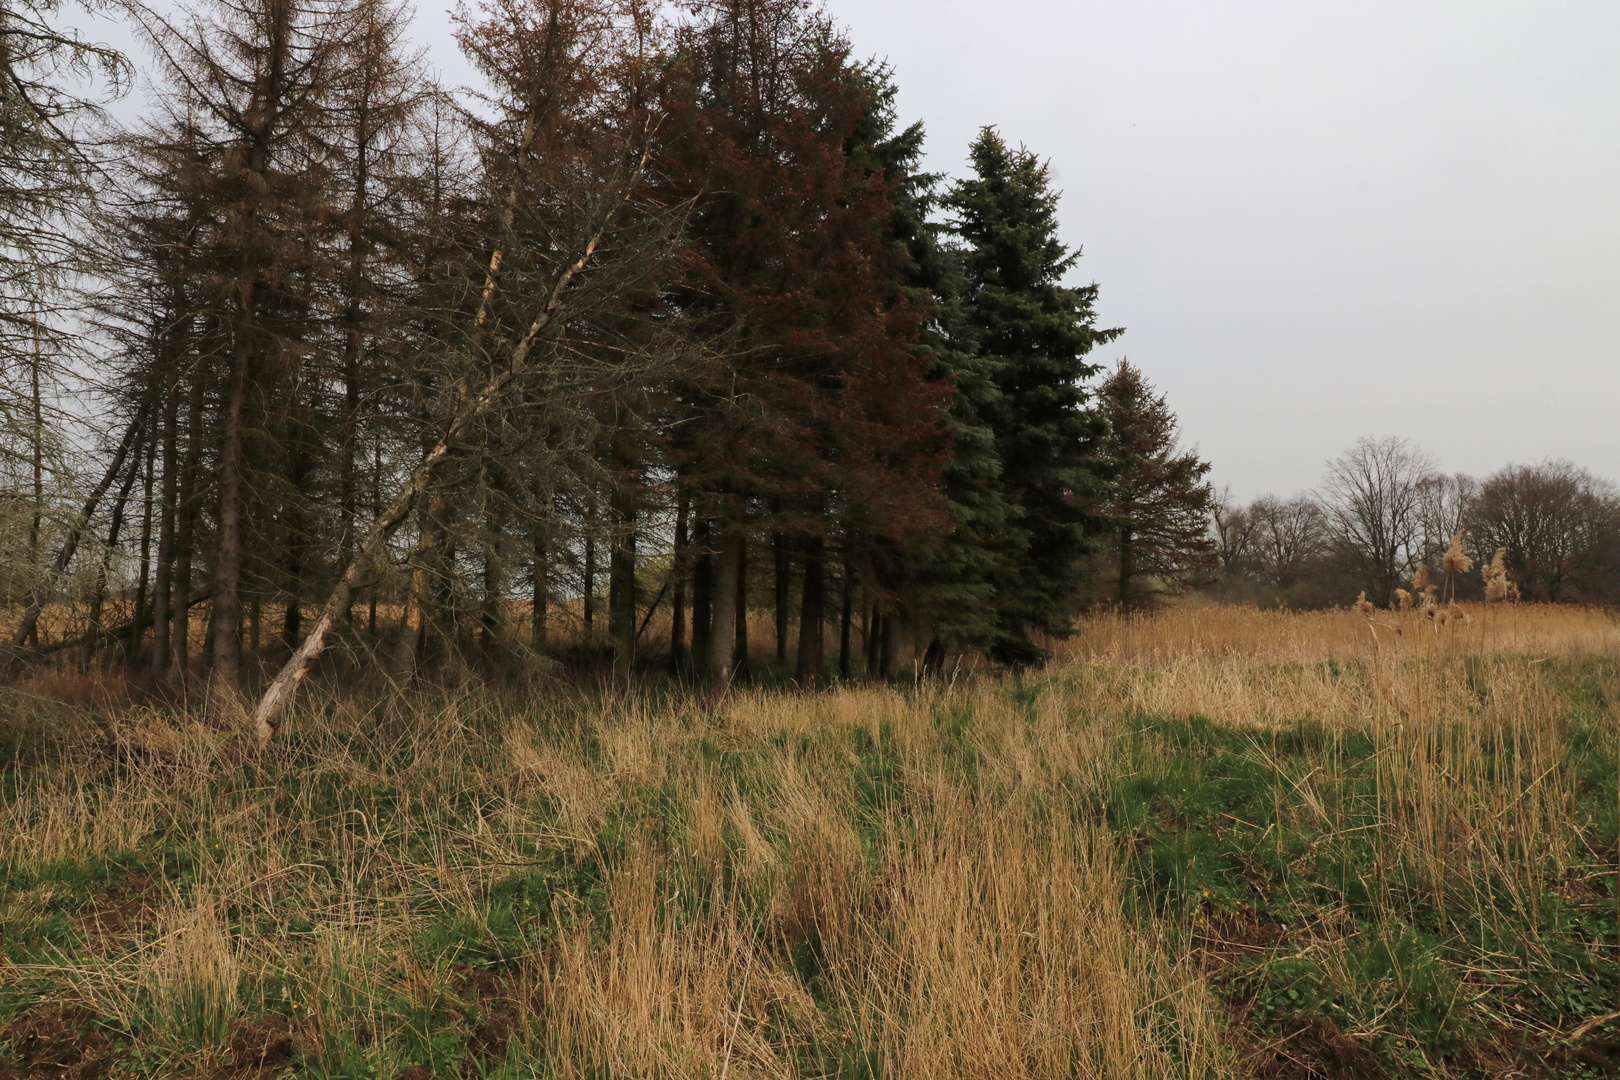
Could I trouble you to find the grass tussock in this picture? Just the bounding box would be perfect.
[1,603,1617,1078]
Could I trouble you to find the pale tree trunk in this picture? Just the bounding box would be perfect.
[171,371,206,674]
[151,364,180,673]
[667,493,687,673]
[249,200,633,749]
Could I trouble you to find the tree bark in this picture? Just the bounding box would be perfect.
[691,516,712,672]
[705,514,742,695]
[838,560,853,680]
[668,492,688,673]
[773,528,790,666]
[171,369,206,674]
[129,432,157,661]
[531,527,548,653]
[84,440,145,665]
[582,533,596,637]
[151,362,180,674]
[210,283,255,687]
[795,535,824,686]
[1117,526,1133,609]
[732,536,749,679]
[608,498,636,680]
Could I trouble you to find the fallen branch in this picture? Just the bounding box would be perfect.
[23,590,212,660]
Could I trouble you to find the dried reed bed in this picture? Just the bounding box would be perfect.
[1059,602,1620,664]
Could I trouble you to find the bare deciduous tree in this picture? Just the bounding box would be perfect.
[1249,494,1329,591]
[1467,460,1620,602]
[1319,436,1436,606]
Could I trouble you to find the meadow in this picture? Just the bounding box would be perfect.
[1,604,1617,1079]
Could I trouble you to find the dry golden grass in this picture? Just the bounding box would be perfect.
[1,602,1616,1077]
[1058,601,1620,665]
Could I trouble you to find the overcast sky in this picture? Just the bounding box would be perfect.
[97,1,1620,500]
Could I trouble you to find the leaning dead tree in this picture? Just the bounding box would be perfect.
[5,398,152,664]
[248,117,673,749]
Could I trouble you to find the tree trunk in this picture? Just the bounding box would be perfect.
[7,399,151,659]
[480,529,505,664]
[732,537,749,679]
[85,443,144,665]
[582,534,596,637]
[608,502,636,681]
[669,493,688,673]
[129,434,157,661]
[838,560,853,680]
[1117,526,1133,609]
[151,365,180,674]
[773,528,790,667]
[210,287,255,687]
[795,535,824,686]
[282,432,310,659]
[27,301,43,646]
[879,612,897,677]
[706,515,742,695]
[532,528,548,653]
[171,370,206,674]
[249,146,647,747]
[866,609,882,677]
[692,517,712,672]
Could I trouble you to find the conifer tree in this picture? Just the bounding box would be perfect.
[1096,360,1215,609]
[943,128,1119,663]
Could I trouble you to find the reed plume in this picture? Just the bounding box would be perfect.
[1482,547,1512,602]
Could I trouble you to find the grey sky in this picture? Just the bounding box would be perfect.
[811,0,1620,501]
[95,0,1620,500]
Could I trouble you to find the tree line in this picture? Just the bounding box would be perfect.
[5,0,1233,713]
[1212,438,1620,609]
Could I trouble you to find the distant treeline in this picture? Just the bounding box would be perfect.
[1208,442,1620,609]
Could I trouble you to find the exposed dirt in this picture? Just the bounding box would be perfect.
[0,1005,115,1080]
[456,969,528,1070]
[77,873,164,951]
[1234,1014,1388,1080]
[214,1018,295,1080]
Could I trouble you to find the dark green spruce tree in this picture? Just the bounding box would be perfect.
[852,70,1007,668]
[943,127,1121,665]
